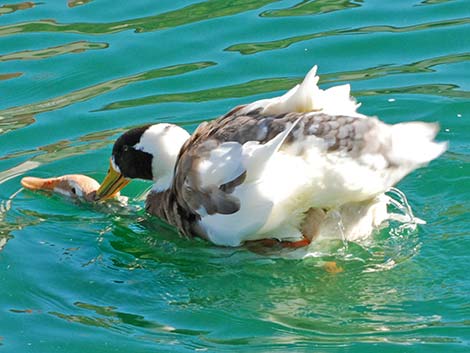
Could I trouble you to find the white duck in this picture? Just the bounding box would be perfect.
[95,66,446,247]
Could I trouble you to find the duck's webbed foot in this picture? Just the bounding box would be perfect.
[280,208,327,248]
[280,237,311,248]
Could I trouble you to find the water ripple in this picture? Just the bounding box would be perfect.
[357,83,470,99]
[0,1,468,351]
[420,0,455,5]
[0,0,278,37]
[0,2,35,17]
[226,17,470,55]
[0,41,108,62]
[67,0,93,8]
[99,52,470,111]
[0,124,138,179]
[0,61,215,133]
[0,72,22,81]
[260,0,361,17]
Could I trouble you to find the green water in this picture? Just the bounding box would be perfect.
[0,1,469,352]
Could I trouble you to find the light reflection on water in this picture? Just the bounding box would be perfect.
[0,0,469,352]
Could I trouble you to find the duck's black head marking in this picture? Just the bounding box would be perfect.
[112,125,154,180]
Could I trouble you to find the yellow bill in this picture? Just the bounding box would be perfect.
[95,159,130,201]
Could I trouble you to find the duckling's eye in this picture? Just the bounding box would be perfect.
[123,145,129,152]
[71,187,76,195]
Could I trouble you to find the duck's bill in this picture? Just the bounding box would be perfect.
[95,161,130,201]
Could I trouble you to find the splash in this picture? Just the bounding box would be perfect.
[283,188,425,267]
[386,187,425,227]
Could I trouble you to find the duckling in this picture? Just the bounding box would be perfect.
[21,174,101,202]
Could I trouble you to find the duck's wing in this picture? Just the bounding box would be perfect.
[172,114,301,217]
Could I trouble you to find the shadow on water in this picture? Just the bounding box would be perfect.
[226,17,470,55]
[0,0,278,36]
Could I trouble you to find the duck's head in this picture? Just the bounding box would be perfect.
[95,123,190,201]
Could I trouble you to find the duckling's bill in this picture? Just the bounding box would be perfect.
[95,159,130,201]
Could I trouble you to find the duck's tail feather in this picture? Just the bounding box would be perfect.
[241,65,362,117]
[387,122,447,167]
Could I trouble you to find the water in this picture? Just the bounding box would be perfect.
[0,1,469,352]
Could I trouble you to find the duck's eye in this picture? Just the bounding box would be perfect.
[71,187,77,195]
[123,145,129,152]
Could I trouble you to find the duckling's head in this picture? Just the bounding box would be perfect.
[95,123,190,200]
[21,174,101,202]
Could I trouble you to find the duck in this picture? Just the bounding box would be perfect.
[94,66,446,247]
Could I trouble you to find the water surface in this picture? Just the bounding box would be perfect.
[0,1,469,352]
